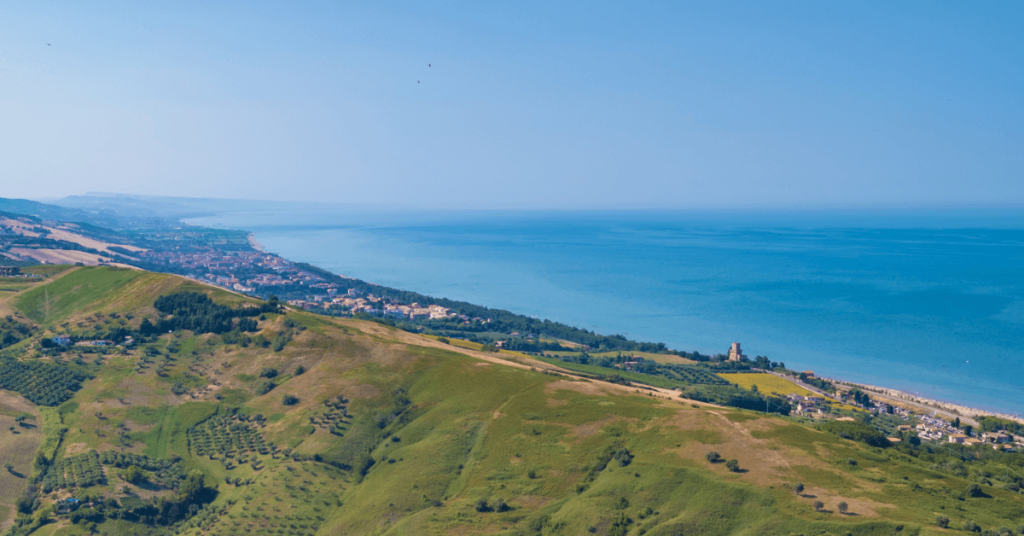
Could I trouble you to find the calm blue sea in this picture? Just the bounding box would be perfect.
[188,208,1024,415]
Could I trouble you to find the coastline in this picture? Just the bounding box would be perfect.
[226,222,1022,422]
[247,233,266,253]
[832,379,1024,426]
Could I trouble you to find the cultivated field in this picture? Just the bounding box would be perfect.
[718,372,817,397]
[0,393,43,533]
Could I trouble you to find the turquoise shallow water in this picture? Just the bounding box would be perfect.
[188,209,1024,415]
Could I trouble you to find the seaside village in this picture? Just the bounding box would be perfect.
[140,247,463,322]
[728,344,1024,451]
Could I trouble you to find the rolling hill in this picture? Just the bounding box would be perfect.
[0,266,1021,536]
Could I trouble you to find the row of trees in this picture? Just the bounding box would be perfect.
[189,414,268,458]
[678,384,792,416]
[0,358,86,406]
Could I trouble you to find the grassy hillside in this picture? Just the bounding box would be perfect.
[0,267,1021,535]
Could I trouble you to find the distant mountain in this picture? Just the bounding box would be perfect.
[53,193,331,225]
[0,197,122,228]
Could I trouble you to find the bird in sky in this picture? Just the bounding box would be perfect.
[429,63,431,67]
[417,80,420,83]
[47,43,51,46]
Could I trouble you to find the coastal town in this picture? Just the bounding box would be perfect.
[136,244,472,322]
[778,370,1024,450]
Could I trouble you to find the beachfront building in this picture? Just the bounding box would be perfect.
[982,432,1012,444]
[728,342,747,362]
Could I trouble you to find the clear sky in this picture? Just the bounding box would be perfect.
[1,2,1021,209]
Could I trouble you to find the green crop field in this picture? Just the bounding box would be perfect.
[0,267,1020,535]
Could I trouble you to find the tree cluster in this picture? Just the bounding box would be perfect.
[141,292,278,335]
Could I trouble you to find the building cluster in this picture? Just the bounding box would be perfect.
[141,244,475,324]
[912,416,1021,449]
[142,248,327,291]
[612,357,647,371]
[786,394,827,415]
[287,293,459,322]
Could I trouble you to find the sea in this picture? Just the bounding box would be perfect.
[186,207,1024,416]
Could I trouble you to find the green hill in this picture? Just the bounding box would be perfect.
[0,267,1021,536]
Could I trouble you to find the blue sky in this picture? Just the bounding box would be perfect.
[1,1,1021,209]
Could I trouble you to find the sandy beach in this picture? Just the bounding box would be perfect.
[247,233,266,252]
[830,379,1024,426]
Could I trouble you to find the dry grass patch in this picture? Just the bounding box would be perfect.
[543,379,612,397]
[0,412,43,532]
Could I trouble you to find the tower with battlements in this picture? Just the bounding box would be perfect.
[728,342,747,362]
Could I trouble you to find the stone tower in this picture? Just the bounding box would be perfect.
[728,342,746,362]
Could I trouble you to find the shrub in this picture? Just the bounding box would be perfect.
[255,379,275,395]
[725,459,739,472]
[705,451,720,463]
[966,483,984,498]
[474,498,490,512]
[964,520,980,532]
[793,482,804,495]
[613,448,633,467]
[837,501,848,514]
[259,367,278,379]
[124,465,144,484]
[813,500,824,511]
[494,497,509,512]
[294,365,305,375]
[935,515,949,528]
[282,394,299,406]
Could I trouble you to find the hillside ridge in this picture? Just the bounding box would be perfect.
[0,267,1020,536]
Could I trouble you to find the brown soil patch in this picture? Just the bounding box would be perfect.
[9,248,111,266]
[0,391,35,416]
[64,443,90,455]
[545,398,567,407]
[345,383,381,399]
[572,417,619,439]
[663,408,892,514]
[667,410,816,486]
[797,486,890,518]
[544,380,610,397]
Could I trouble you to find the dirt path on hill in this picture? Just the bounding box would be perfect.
[333,318,721,409]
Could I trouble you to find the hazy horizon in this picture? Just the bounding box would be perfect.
[2,2,1022,209]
